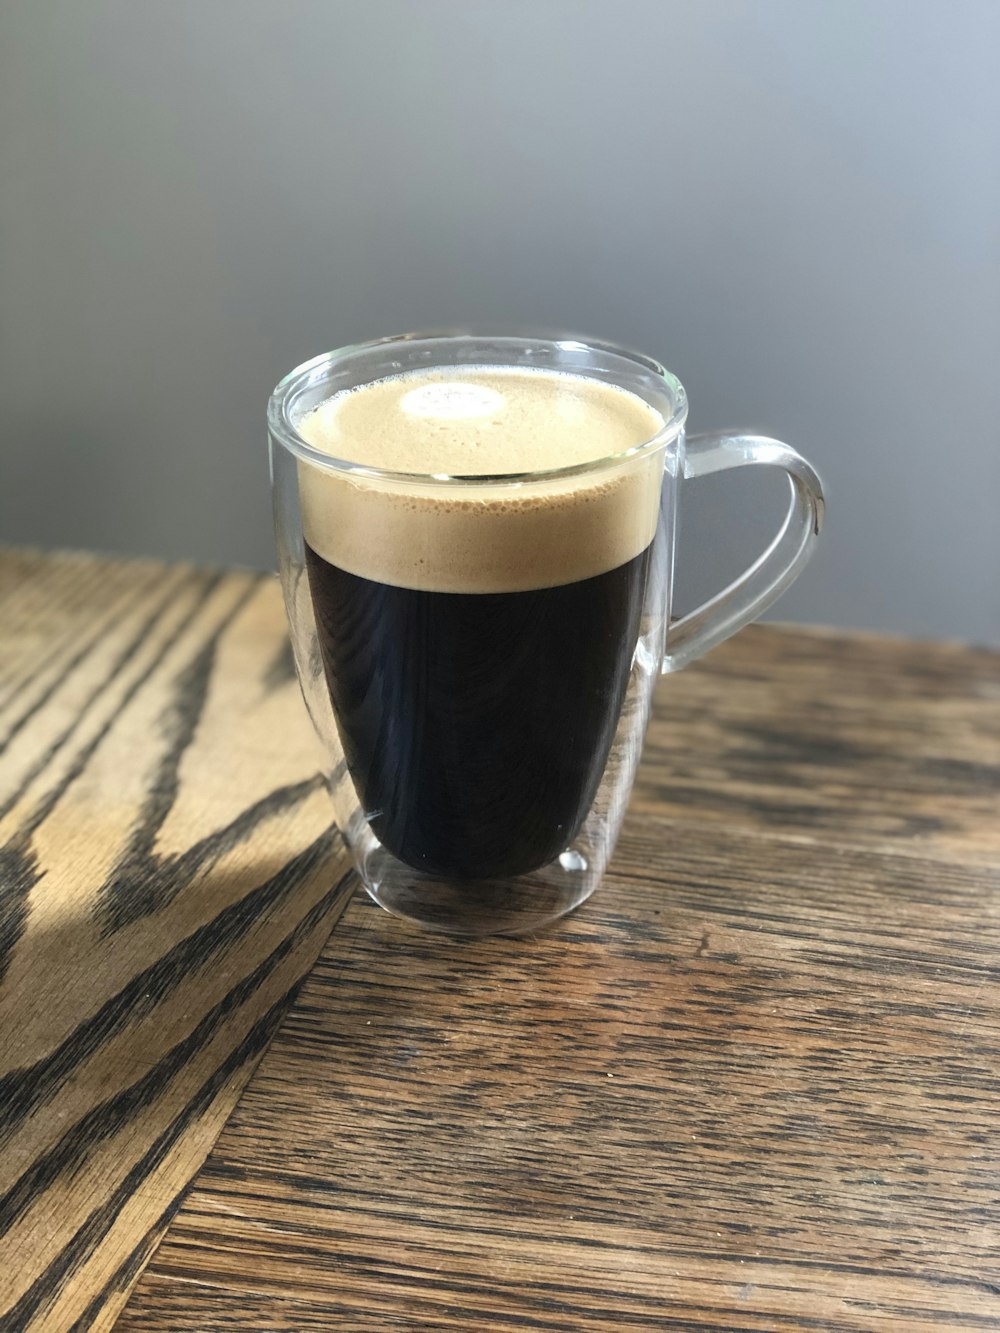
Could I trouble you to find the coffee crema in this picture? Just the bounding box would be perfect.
[296,366,665,593]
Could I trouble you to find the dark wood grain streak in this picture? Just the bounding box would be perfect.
[118,623,1000,1332]
[0,849,344,1219]
[0,547,352,1331]
[95,580,257,932]
[1,997,295,1333]
[0,573,225,987]
[0,554,121,703]
[0,569,211,828]
[0,573,154,753]
[0,819,333,1139]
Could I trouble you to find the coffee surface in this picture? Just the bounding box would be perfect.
[299,365,663,476]
[296,366,665,593]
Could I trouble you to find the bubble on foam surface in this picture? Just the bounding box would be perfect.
[400,381,504,421]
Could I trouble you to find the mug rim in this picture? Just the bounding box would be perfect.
[267,330,689,488]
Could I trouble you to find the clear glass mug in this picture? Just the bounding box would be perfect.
[268,332,824,936]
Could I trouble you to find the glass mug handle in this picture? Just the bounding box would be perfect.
[662,433,826,673]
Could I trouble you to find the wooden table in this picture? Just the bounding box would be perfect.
[2,548,998,1331]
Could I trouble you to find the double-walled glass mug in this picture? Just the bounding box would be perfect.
[268,333,824,936]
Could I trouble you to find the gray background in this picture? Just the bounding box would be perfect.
[2,0,998,644]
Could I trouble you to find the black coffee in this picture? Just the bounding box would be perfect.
[296,364,665,880]
[305,542,650,878]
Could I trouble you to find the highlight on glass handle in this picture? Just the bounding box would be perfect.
[662,433,825,674]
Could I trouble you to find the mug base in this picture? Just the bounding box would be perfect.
[357,836,599,937]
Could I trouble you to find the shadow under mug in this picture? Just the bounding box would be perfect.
[268,332,824,936]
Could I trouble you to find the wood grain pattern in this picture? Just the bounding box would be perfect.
[0,548,352,1332]
[117,623,1000,1331]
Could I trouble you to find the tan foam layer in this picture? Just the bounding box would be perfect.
[296,366,666,592]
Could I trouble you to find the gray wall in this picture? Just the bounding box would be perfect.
[2,0,998,644]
